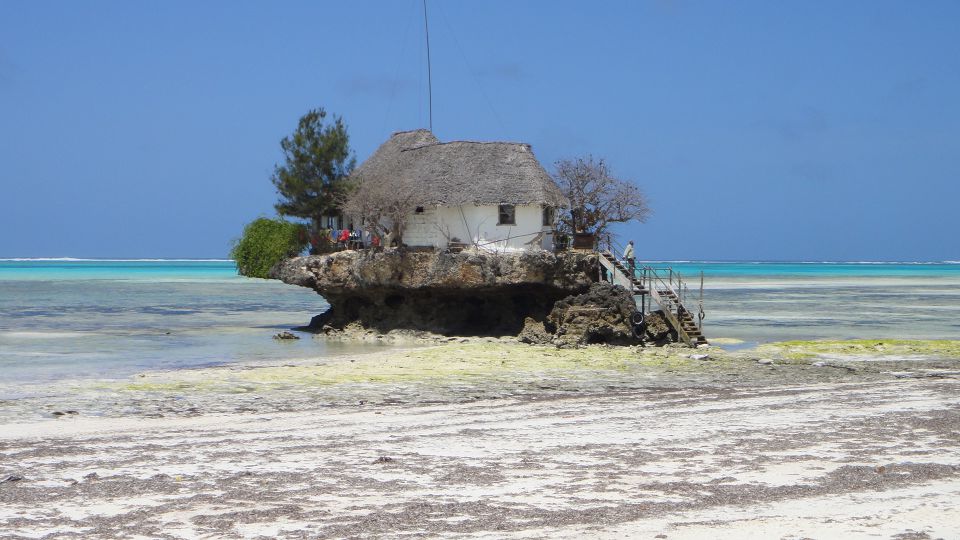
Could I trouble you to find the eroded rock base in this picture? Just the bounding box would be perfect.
[548,282,639,346]
[308,282,657,347]
[312,284,572,337]
[276,250,680,347]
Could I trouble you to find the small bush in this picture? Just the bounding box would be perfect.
[231,218,308,278]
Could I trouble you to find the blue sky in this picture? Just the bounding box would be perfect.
[1,0,957,260]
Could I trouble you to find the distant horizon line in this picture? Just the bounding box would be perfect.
[1,257,957,265]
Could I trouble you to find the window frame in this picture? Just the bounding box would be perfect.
[497,204,516,226]
[542,206,555,227]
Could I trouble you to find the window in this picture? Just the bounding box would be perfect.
[542,206,555,227]
[497,204,515,225]
[415,206,424,214]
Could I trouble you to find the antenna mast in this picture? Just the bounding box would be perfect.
[422,0,433,131]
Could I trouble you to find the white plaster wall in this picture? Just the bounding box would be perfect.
[404,206,439,247]
[345,204,557,251]
[423,204,551,252]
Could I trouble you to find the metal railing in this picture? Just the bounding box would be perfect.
[599,235,705,339]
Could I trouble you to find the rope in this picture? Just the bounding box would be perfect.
[473,230,543,247]
[435,2,510,135]
[381,0,417,135]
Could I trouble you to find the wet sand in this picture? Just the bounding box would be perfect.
[1,342,959,539]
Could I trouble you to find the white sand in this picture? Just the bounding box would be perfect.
[2,371,958,539]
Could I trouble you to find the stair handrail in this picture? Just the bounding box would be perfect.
[601,235,685,299]
[598,235,706,345]
[602,236,640,279]
[598,236,639,289]
[598,250,638,293]
[643,267,703,346]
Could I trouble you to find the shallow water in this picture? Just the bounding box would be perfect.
[1,259,958,391]
[691,264,960,343]
[0,260,387,396]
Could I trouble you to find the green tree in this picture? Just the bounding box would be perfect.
[231,218,308,279]
[272,108,355,234]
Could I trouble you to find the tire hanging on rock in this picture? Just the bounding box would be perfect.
[631,311,646,340]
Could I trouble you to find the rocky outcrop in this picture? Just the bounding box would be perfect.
[273,249,599,337]
[642,311,675,344]
[273,249,597,292]
[273,249,670,347]
[548,283,639,346]
[517,317,553,345]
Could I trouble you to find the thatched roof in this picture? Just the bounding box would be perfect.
[351,129,568,207]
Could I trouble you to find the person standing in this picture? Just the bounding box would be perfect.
[624,240,636,276]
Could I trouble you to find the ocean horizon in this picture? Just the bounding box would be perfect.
[3,257,958,263]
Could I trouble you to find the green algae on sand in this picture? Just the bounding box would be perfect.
[755,339,960,360]
[117,343,724,394]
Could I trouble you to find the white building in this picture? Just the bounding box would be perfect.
[349,129,568,252]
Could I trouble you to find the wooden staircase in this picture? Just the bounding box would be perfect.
[650,288,708,346]
[600,251,647,294]
[598,250,707,347]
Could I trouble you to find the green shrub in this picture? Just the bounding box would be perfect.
[231,218,308,278]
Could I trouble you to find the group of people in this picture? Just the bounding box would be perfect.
[317,227,407,251]
[326,228,384,250]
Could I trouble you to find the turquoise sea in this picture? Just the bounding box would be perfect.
[0,260,385,395]
[1,259,959,393]
[661,260,960,344]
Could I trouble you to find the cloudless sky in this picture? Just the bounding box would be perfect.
[1,0,958,260]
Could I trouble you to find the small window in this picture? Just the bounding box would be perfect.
[326,216,337,229]
[415,206,424,214]
[498,204,516,225]
[542,206,555,227]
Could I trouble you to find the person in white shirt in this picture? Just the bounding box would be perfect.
[623,240,636,276]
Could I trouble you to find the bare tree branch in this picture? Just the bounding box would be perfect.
[552,156,651,239]
[340,175,426,246]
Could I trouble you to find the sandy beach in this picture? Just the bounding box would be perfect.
[2,342,959,539]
